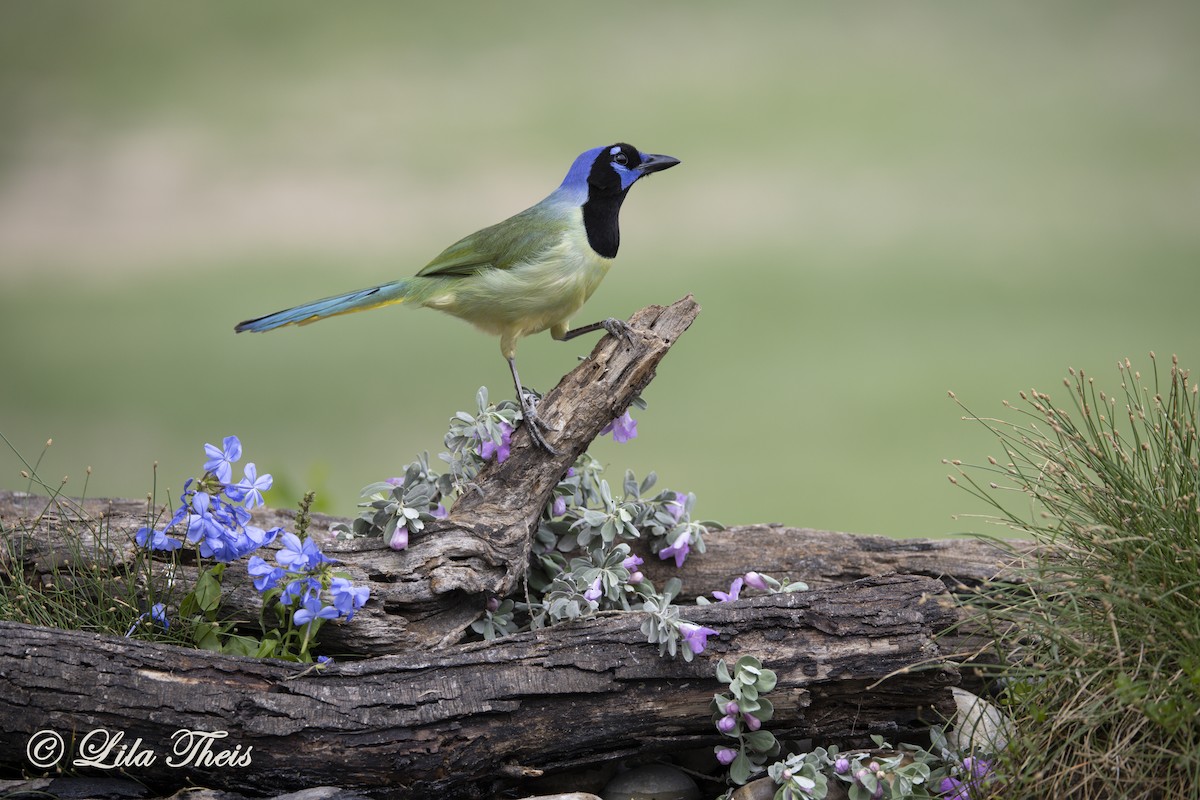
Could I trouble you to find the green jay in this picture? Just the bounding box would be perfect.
[235,143,680,453]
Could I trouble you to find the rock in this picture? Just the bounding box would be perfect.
[947,687,1012,753]
[600,764,701,800]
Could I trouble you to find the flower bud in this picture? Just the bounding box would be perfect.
[744,571,769,591]
[717,715,737,734]
[715,747,737,765]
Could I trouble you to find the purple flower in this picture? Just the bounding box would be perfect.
[627,571,644,585]
[430,503,448,519]
[601,410,638,443]
[665,492,687,523]
[716,714,737,734]
[939,757,991,800]
[713,577,744,603]
[478,421,514,463]
[725,700,740,715]
[742,712,761,731]
[293,591,339,627]
[389,527,409,551]
[715,747,737,765]
[679,621,718,654]
[552,496,567,517]
[962,757,991,781]
[622,554,644,571]
[658,530,691,568]
[584,576,603,603]
[330,577,370,622]
[247,556,284,592]
[486,596,501,613]
[743,571,770,591]
[939,777,969,800]
[203,435,242,484]
[227,462,272,509]
[835,757,850,774]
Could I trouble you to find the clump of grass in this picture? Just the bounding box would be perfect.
[948,353,1200,799]
[0,435,181,642]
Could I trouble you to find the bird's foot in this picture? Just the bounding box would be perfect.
[600,317,636,343]
[518,390,559,454]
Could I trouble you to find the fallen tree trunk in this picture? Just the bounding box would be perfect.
[0,490,1028,657]
[0,573,959,799]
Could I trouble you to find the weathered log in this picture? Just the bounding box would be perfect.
[0,486,1030,658]
[0,573,959,799]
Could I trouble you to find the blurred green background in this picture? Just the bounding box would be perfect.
[2,2,1197,537]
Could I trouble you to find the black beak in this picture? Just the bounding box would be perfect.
[637,152,681,174]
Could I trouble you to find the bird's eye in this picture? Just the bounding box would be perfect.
[613,152,629,166]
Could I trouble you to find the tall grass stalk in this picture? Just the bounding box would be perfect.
[949,353,1200,799]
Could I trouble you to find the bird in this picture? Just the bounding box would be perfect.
[234,143,680,453]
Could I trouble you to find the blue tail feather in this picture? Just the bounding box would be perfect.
[235,280,411,333]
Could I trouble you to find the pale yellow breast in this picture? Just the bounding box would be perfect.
[421,214,613,348]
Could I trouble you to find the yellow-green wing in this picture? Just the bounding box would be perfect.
[415,203,573,278]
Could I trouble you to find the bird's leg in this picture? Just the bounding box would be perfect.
[557,317,635,344]
[507,356,558,454]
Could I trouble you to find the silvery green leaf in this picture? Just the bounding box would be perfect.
[662,577,682,604]
[716,659,731,684]
[756,669,778,693]
[744,730,776,752]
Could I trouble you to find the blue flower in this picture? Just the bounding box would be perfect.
[203,435,242,484]
[276,532,332,571]
[293,591,339,627]
[248,556,285,592]
[330,577,371,622]
[125,603,170,637]
[679,621,718,654]
[600,410,638,443]
[135,525,183,553]
[658,530,691,568]
[227,462,272,509]
[281,576,321,605]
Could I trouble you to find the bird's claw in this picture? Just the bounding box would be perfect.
[518,391,559,454]
[601,317,635,343]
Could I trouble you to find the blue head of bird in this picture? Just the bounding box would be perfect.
[554,143,680,260]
